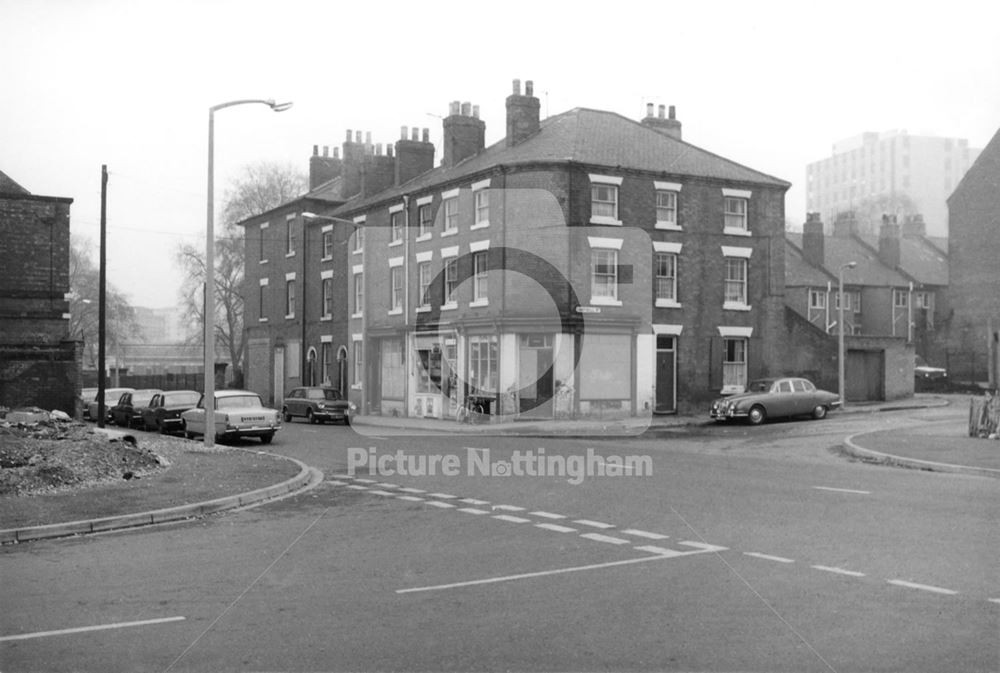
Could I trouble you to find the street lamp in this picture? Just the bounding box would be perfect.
[205,99,291,448]
[838,261,857,410]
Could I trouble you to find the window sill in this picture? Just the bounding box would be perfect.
[351,312,363,319]
[320,315,332,322]
[441,229,458,238]
[285,252,296,258]
[470,221,490,231]
[655,222,682,231]
[441,303,458,312]
[469,299,489,308]
[416,233,432,243]
[723,227,751,237]
[352,249,364,255]
[655,299,682,308]
[320,255,332,262]
[415,306,431,313]
[591,297,623,307]
[387,309,403,316]
[388,240,402,248]
[723,302,752,311]
[259,259,269,265]
[285,314,295,320]
[258,318,269,323]
[590,216,623,226]
[351,384,363,391]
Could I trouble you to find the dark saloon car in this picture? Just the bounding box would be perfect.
[915,355,948,390]
[282,387,355,425]
[710,377,841,425]
[86,387,135,423]
[109,389,162,428]
[141,390,202,433]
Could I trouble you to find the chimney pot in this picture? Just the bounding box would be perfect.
[658,104,666,118]
[461,102,471,116]
[472,105,480,119]
[401,125,408,140]
[355,130,362,143]
[669,105,676,120]
[376,142,382,155]
[525,80,533,96]
[346,129,352,141]
[646,103,654,117]
[387,144,394,157]
[422,128,430,142]
[512,79,521,95]
[411,127,419,141]
[449,100,461,116]
[313,144,319,156]
[334,147,340,159]
[365,131,372,146]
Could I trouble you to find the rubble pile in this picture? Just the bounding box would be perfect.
[0,412,165,496]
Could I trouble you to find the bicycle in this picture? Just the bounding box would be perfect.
[455,397,486,424]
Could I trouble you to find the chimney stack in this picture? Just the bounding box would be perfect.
[802,212,825,267]
[396,122,436,186]
[903,213,927,238]
[310,143,343,190]
[878,214,901,269]
[506,77,540,147]
[641,103,682,140]
[443,98,486,167]
[833,211,859,238]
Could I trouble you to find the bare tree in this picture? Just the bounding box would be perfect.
[68,235,140,370]
[176,161,306,386]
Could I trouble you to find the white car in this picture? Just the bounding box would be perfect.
[181,390,281,444]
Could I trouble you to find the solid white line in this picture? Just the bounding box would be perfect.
[574,519,615,530]
[396,495,424,502]
[535,523,577,533]
[634,545,686,558]
[0,616,186,642]
[530,511,566,519]
[744,552,795,564]
[427,493,457,499]
[580,533,630,545]
[813,486,871,495]
[812,565,865,577]
[621,529,669,540]
[396,554,674,594]
[425,501,455,509]
[457,507,490,515]
[398,487,426,494]
[493,514,531,524]
[492,505,526,512]
[459,498,490,505]
[887,579,958,595]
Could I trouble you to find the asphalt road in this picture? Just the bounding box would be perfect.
[2,407,996,672]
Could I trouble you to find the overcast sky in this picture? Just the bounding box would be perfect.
[2,0,998,309]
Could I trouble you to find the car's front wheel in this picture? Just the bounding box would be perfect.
[283,408,292,423]
[812,404,828,420]
[306,409,315,424]
[747,405,767,425]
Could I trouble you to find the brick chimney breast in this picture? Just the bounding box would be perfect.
[878,214,901,269]
[802,212,825,267]
[395,123,436,186]
[310,143,343,190]
[641,103,682,140]
[505,77,540,147]
[443,100,486,167]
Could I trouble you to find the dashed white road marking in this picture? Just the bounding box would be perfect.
[989,598,1000,605]
[634,545,687,558]
[812,565,865,578]
[0,617,186,642]
[375,483,399,489]
[425,501,455,509]
[813,486,871,495]
[580,533,631,545]
[535,523,577,534]
[396,495,425,502]
[887,580,958,595]
[398,487,426,494]
[492,505,526,512]
[621,529,669,540]
[367,489,396,496]
[346,485,369,490]
[574,519,615,530]
[427,493,457,499]
[396,554,676,594]
[678,541,729,554]
[493,514,532,524]
[530,511,566,519]
[459,498,491,505]
[353,478,377,484]
[744,552,795,563]
[457,507,490,515]
[327,480,347,486]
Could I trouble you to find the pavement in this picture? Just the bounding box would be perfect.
[2,393,996,544]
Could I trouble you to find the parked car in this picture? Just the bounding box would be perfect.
[141,390,201,434]
[710,377,841,425]
[80,387,98,420]
[86,388,135,423]
[915,355,948,390]
[181,390,280,444]
[282,387,355,425]
[109,389,162,428]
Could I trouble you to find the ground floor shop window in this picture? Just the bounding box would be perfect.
[381,339,405,399]
[468,335,498,395]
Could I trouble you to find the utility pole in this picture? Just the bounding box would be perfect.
[97,165,108,428]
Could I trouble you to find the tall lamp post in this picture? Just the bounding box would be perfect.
[205,99,291,448]
[838,261,857,410]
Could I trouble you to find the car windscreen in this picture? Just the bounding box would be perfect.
[216,395,263,410]
[132,392,158,406]
[322,390,343,401]
[306,389,326,400]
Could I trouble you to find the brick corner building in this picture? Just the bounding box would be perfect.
[0,169,81,415]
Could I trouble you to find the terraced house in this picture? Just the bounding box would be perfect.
[243,80,792,418]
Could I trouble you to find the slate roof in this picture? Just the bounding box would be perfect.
[786,232,910,287]
[334,107,790,215]
[858,234,949,286]
[784,236,835,286]
[0,169,29,195]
